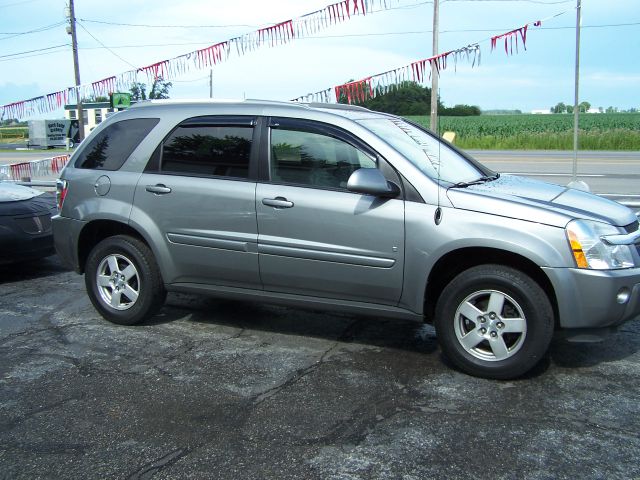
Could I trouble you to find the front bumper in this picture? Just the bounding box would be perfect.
[0,225,55,264]
[543,266,640,330]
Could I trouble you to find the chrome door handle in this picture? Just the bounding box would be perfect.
[262,197,294,208]
[146,184,172,195]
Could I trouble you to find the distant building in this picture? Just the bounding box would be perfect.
[531,109,552,115]
[64,102,133,138]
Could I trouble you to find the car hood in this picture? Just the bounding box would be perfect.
[0,182,43,203]
[0,184,56,217]
[446,175,637,228]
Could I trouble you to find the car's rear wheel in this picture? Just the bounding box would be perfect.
[434,264,554,380]
[85,235,166,325]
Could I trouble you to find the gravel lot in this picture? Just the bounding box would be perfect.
[1,256,639,479]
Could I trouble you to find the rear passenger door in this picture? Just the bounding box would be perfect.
[131,116,261,288]
[256,118,405,305]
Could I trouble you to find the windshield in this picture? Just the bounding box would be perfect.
[358,117,487,184]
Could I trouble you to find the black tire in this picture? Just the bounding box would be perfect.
[434,264,554,380]
[84,235,166,325]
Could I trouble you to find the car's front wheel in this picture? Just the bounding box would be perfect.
[85,235,166,325]
[434,265,554,380]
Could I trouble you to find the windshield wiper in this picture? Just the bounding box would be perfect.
[448,173,500,189]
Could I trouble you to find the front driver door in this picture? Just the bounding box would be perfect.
[256,118,405,305]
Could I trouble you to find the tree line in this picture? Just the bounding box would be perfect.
[550,101,637,114]
[337,81,481,116]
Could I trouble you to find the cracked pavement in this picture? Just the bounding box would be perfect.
[1,256,639,479]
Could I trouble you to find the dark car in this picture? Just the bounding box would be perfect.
[0,180,57,264]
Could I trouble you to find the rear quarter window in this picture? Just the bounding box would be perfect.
[74,118,159,170]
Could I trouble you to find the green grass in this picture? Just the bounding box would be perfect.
[407,113,640,150]
[0,126,28,144]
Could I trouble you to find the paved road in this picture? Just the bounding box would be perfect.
[468,150,640,194]
[0,150,71,165]
[1,256,640,479]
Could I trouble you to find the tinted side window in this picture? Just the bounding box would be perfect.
[75,118,159,170]
[271,129,376,189]
[161,126,252,179]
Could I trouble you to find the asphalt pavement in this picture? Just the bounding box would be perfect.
[469,150,640,195]
[1,256,639,479]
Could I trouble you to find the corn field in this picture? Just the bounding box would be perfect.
[407,113,640,150]
[0,126,28,143]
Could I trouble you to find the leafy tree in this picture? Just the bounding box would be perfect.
[130,77,173,101]
[579,101,591,113]
[337,81,479,116]
[552,102,566,114]
[442,104,481,116]
[130,82,147,101]
[82,95,110,103]
[149,77,172,99]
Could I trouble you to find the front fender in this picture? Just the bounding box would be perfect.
[400,203,573,313]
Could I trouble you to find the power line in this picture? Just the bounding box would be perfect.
[0,0,42,8]
[70,20,640,51]
[0,43,69,59]
[77,1,434,30]
[2,19,636,61]
[79,18,257,29]
[0,21,65,39]
[0,46,68,62]
[76,20,137,69]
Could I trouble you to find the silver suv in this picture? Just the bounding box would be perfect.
[53,100,640,379]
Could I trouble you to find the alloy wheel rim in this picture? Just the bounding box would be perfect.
[96,254,140,311]
[454,289,527,362]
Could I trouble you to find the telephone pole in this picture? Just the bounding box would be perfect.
[572,0,581,182]
[67,0,85,141]
[209,69,213,98]
[430,0,439,132]
[568,0,588,191]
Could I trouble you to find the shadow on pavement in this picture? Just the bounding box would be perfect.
[548,324,640,368]
[147,293,439,356]
[0,255,70,284]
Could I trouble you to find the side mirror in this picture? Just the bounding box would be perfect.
[347,168,400,198]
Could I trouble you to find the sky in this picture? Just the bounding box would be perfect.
[1,0,639,120]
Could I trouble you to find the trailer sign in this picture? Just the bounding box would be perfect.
[27,120,74,148]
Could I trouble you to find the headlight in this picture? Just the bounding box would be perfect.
[566,219,635,269]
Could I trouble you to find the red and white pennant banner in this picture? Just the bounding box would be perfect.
[2,0,397,120]
[293,43,481,104]
[490,22,541,55]
[0,154,70,181]
[292,17,545,105]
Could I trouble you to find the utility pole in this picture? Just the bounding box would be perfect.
[67,0,85,141]
[430,0,439,132]
[209,69,213,98]
[569,0,587,190]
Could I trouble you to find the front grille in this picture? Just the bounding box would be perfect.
[14,215,52,235]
